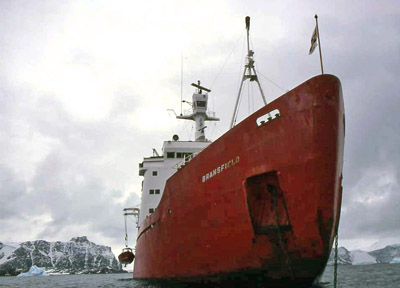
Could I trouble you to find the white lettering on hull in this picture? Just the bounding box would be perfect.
[202,156,240,183]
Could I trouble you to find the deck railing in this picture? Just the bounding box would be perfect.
[172,151,201,171]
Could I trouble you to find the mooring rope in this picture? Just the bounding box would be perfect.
[334,230,339,288]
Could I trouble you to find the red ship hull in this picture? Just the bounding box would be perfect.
[134,75,344,287]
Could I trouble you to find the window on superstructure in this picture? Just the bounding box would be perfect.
[167,152,175,158]
[149,189,154,194]
[196,101,206,108]
[152,171,157,176]
[176,152,184,158]
[155,189,160,194]
[149,208,154,213]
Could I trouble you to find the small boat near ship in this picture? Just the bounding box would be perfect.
[118,247,135,266]
[121,16,345,287]
[118,207,139,266]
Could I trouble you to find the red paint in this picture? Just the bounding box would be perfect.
[118,248,135,265]
[134,75,344,286]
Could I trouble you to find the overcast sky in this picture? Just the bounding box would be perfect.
[1,0,399,259]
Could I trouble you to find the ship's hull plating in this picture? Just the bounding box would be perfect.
[134,75,345,287]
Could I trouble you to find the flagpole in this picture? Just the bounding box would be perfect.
[315,14,324,74]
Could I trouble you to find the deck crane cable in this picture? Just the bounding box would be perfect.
[123,207,140,248]
[124,213,129,248]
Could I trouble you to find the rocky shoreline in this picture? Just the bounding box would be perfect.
[0,236,123,276]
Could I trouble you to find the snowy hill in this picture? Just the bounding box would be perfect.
[326,247,352,265]
[369,244,400,263]
[0,236,122,276]
[327,244,400,265]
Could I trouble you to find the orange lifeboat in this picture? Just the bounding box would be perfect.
[118,247,135,266]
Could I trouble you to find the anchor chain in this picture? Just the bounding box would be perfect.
[269,184,293,279]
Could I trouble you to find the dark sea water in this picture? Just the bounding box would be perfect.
[0,264,399,288]
[320,263,400,287]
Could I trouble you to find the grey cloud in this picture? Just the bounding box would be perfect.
[1,0,400,250]
[0,81,141,243]
[0,166,26,219]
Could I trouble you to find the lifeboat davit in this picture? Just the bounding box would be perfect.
[118,247,135,265]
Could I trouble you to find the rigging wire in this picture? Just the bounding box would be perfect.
[209,121,225,139]
[247,80,250,115]
[210,30,246,90]
[248,37,288,93]
[234,81,245,126]
[251,82,254,112]
[189,123,194,140]
[257,69,288,93]
[232,31,247,126]
[177,119,189,135]
[208,30,246,116]
[180,53,183,116]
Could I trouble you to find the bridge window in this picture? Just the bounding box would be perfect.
[167,152,175,159]
[149,208,154,213]
[152,171,158,176]
[176,152,184,158]
[196,101,206,108]
[149,189,154,194]
[155,189,160,194]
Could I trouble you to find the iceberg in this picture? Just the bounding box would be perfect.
[17,265,47,277]
[390,257,400,264]
[351,250,376,265]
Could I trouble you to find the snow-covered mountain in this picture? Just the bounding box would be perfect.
[327,244,400,265]
[326,247,353,265]
[369,244,400,263]
[0,236,122,276]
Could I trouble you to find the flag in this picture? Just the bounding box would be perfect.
[309,25,318,55]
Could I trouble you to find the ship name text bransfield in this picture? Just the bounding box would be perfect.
[202,156,240,183]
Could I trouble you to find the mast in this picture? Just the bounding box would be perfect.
[176,81,219,141]
[230,16,267,128]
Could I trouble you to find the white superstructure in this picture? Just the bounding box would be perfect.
[137,83,219,226]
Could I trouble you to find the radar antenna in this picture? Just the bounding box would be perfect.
[177,80,219,141]
[191,81,211,94]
